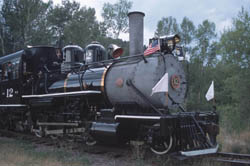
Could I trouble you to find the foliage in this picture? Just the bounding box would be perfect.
[0,0,249,132]
[180,17,195,54]
[220,8,250,68]
[47,0,101,47]
[216,8,250,130]
[0,0,129,56]
[155,16,180,37]
[0,0,52,55]
[154,7,250,131]
[0,138,90,166]
[101,0,132,39]
[187,20,217,110]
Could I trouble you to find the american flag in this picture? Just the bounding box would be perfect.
[144,39,160,56]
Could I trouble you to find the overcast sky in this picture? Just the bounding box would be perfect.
[49,0,250,44]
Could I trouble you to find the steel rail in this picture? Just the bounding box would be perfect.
[206,152,250,165]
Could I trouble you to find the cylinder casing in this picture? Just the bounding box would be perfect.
[48,54,187,109]
[104,53,187,109]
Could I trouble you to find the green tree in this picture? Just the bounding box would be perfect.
[187,20,217,110]
[1,0,52,52]
[220,8,250,68]
[180,17,195,55]
[63,7,100,46]
[47,0,100,47]
[218,7,250,129]
[47,0,80,47]
[192,20,217,63]
[101,0,132,39]
[0,8,5,56]
[155,16,180,37]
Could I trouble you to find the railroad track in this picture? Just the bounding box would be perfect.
[2,129,249,165]
[210,152,250,165]
[171,150,250,165]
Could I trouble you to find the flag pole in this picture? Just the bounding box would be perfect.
[165,71,168,110]
[212,81,216,111]
[213,95,216,112]
[166,91,168,109]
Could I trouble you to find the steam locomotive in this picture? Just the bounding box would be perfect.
[0,12,219,156]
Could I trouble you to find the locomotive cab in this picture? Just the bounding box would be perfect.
[22,46,58,94]
[22,46,57,74]
[0,46,59,101]
[0,50,23,103]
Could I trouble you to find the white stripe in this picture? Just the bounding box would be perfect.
[0,104,27,107]
[22,90,101,98]
[114,115,161,120]
[180,144,219,156]
[144,48,160,55]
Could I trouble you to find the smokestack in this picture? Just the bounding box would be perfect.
[128,11,145,56]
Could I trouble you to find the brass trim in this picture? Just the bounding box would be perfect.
[64,73,71,92]
[82,81,87,90]
[100,66,110,93]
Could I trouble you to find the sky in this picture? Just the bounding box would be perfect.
[48,0,250,44]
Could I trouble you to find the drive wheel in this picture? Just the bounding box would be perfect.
[33,126,45,138]
[150,135,173,155]
[149,123,173,155]
[83,133,96,146]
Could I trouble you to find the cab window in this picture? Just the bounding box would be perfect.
[85,49,93,63]
[0,63,7,81]
[64,48,84,63]
[0,57,21,81]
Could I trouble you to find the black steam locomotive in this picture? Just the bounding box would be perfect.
[0,12,219,156]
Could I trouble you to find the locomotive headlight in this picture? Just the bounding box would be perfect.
[159,34,181,53]
[166,34,180,44]
[166,34,180,50]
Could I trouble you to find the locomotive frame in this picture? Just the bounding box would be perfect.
[0,11,219,156]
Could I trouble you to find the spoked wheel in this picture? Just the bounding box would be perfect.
[32,126,45,138]
[150,135,173,155]
[82,133,97,146]
[86,139,97,146]
[149,123,174,155]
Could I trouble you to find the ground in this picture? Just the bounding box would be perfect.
[0,137,158,166]
[1,130,250,166]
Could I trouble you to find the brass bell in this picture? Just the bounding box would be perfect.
[108,44,123,59]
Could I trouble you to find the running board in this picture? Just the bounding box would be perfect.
[45,128,85,135]
[114,115,161,120]
[32,127,85,135]
[37,122,78,126]
[0,104,27,108]
[22,90,101,98]
[180,144,219,156]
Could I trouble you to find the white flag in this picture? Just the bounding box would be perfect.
[151,73,168,96]
[206,81,214,101]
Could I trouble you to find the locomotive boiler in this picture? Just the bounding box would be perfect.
[0,11,219,156]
